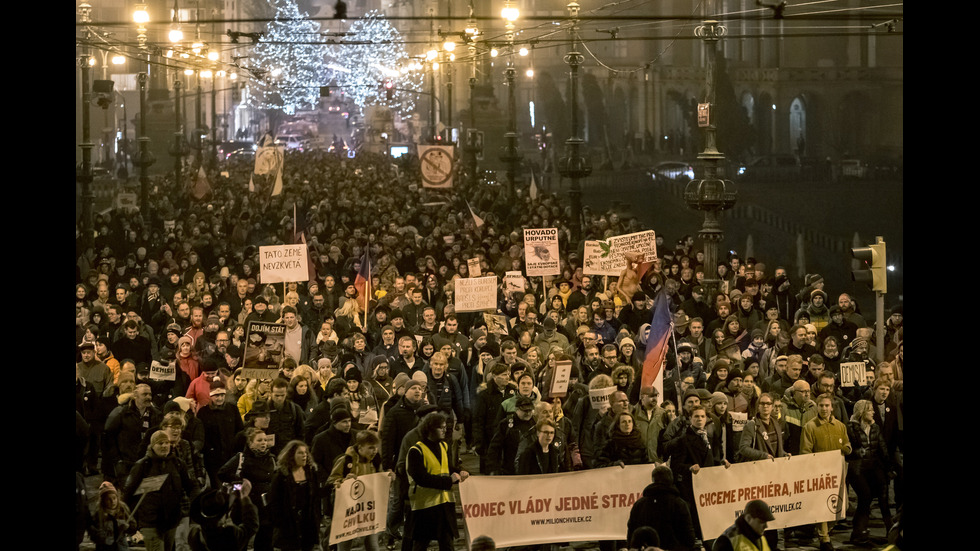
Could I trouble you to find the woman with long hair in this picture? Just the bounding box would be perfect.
[268,440,322,551]
[846,400,894,544]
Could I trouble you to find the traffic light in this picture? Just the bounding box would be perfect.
[384,80,394,101]
[851,238,886,293]
[320,85,331,97]
[334,0,347,19]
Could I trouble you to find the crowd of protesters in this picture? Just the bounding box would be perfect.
[76,148,903,551]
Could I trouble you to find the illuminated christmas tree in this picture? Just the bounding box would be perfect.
[327,10,422,113]
[247,0,330,114]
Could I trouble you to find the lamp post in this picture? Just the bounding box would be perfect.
[171,77,185,187]
[683,11,737,300]
[134,72,156,215]
[498,2,522,195]
[557,1,591,245]
[77,1,95,251]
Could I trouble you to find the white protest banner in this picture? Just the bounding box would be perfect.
[259,244,309,284]
[454,275,498,312]
[504,271,525,294]
[588,385,617,410]
[149,360,176,381]
[523,228,560,276]
[460,465,650,547]
[550,360,572,398]
[692,451,848,540]
[244,321,287,369]
[468,258,482,277]
[329,472,391,544]
[583,230,657,276]
[731,411,748,433]
[839,362,867,388]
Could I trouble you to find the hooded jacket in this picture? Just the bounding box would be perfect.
[627,482,697,551]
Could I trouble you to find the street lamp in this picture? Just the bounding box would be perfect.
[557,1,591,245]
[683,9,737,300]
[498,2,522,195]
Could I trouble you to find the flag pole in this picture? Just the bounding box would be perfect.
[669,328,682,410]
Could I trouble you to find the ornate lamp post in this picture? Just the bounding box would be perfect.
[77,1,95,250]
[683,15,737,299]
[133,72,156,214]
[498,1,522,195]
[557,1,591,245]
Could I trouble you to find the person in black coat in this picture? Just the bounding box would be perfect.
[516,419,565,475]
[627,465,697,551]
[218,428,277,551]
[122,431,200,550]
[198,381,245,484]
[267,440,323,551]
[665,405,717,541]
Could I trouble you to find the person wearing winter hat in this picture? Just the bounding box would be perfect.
[197,377,244,485]
[91,480,133,551]
[311,408,354,483]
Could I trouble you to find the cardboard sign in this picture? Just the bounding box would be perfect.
[583,230,657,276]
[550,360,573,398]
[258,244,309,284]
[149,360,176,381]
[839,362,867,388]
[504,271,525,294]
[241,368,280,381]
[134,474,169,495]
[523,228,560,277]
[454,276,498,313]
[588,385,617,410]
[468,258,482,277]
[731,411,748,432]
[483,313,510,335]
[244,321,287,369]
[329,472,392,544]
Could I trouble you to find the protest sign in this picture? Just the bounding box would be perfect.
[588,385,617,410]
[454,276,498,312]
[242,368,280,381]
[483,313,510,335]
[523,228,560,277]
[504,271,525,294]
[259,244,309,284]
[418,145,454,189]
[583,230,657,276]
[244,321,286,369]
[550,360,572,398]
[839,362,867,387]
[460,465,651,547]
[329,472,391,544]
[731,411,748,433]
[692,451,848,540]
[149,360,176,381]
[468,258,482,277]
[134,474,169,496]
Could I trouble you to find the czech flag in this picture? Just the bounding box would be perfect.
[641,290,674,400]
[354,248,371,312]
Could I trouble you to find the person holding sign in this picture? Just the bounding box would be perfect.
[122,430,200,551]
[327,430,390,551]
[800,394,851,551]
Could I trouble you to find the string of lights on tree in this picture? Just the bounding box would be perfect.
[246,0,331,114]
[327,10,422,114]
